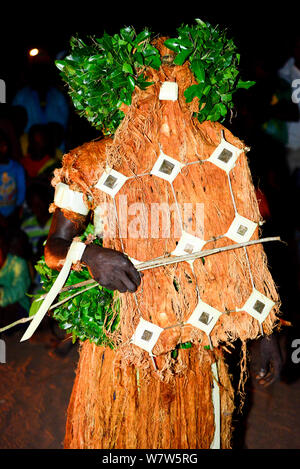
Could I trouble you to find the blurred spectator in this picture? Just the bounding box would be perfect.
[278,35,300,175]
[12,49,69,151]
[0,129,26,228]
[0,104,23,161]
[10,105,29,157]
[0,230,31,330]
[47,122,64,161]
[21,124,56,180]
[277,35,300,289]
[21,180,53,265]
[231,52,297,239]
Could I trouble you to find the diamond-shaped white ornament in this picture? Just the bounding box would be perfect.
[186,300,222,335]
[171,230,206,265]
[226,213,257,243]
[159,82,178,101]
[150,150,184,183]
[95,167,128,197]
[207,139,242,174]
[238,288,275,323]
[130,318,164,354]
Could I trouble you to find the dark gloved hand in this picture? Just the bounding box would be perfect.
[83,244,142,293]
[255,334,282,387]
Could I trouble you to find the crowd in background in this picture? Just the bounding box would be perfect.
[0,35,300,370]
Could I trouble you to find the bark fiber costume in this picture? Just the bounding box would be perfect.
[24,36,280,449]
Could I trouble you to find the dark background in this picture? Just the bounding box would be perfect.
[1,5,299,102]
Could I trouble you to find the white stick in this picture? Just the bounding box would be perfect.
[20,241,86,342]
[43,236,281,310]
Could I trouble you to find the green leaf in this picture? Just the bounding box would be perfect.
[127,76,136,92]
[122,63,133,74]
[133,29,151,46]
[184,83,204,103]
[55,60,66,71]
[195,18,208,28]
[29,298,43,317]
[163,38,183,53]
[190,59,205,83]
[173,48,193,66]
[237,79,256,89]
[120,26,135,43]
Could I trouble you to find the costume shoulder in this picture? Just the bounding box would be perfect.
[50,137,112,217]
[51,137,112,194]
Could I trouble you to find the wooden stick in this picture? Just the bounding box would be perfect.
[1,236,282,334]
[49,284,99,310]
[38,278,96,300]
[0,316,33,333]
[42,236,283,310]
[136,236,281,270]
[48,235,282,293]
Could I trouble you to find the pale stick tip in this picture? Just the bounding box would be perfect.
[20,332,31,342]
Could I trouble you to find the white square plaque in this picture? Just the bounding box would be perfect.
[159,82,178,101]
[207,140,242,173]
[225,213,257,243]
[186,300,222,335]
[95,168,128,197]
[171,230,206,264]
[130,318,164,354]
[150,150,184,183]
[239,288,275,323]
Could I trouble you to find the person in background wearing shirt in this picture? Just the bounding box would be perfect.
[12,49,69,153]
[0,129,26,228]
[0,229,31,330]
[21,181,53,267]
[20,124,56,181]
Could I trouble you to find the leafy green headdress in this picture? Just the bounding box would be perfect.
[56,18,254,135]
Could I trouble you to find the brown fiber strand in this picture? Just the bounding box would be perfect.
[49,38,280,449]
[64,344,228,449]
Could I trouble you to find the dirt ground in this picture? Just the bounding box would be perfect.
[0,324,78,449]
[0,323,300,449]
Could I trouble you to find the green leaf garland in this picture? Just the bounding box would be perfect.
[30,225,119,348]
[164,18,255,123]
[56,27,161,135]
[57,20,254,133]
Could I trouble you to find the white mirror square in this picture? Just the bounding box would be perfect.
[159,81,178,101]
[95,168,128,197]
[186,300,222,335]
[207,140,242,173]
[171,230,206,264]
[150,150,184,183]
[226,214,257,243]
[130,318,164,354]
[240,288,275,323]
